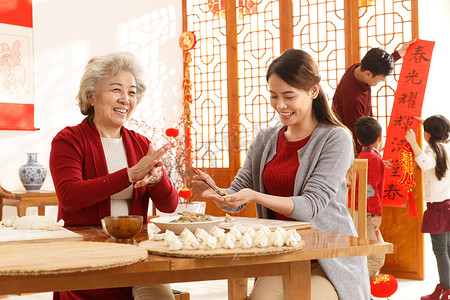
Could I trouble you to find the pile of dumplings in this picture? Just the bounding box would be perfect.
[152,224,302,251]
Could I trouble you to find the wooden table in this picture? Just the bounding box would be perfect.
[0,226,393,300]
[0,190,57,219]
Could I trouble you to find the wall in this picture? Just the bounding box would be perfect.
[418,0,450,118]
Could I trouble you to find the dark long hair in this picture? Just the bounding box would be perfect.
[266,48,345,128]
[423,115,450,180]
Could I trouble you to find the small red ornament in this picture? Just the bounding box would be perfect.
[398,142,415,187]
[178,188,193,199]
[370,273,398,299]
[179,31,197,51]
[165,127,179,138]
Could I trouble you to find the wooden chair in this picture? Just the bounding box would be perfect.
[346,159,368,239]
[0,190,58,220]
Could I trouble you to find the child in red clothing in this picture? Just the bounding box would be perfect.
[355,116,386,279]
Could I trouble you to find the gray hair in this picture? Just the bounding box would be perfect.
[77,52,147,118]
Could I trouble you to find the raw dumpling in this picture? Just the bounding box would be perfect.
[274,226,287,235]
[0,216,18,227]
[168,237,183,251]
[210,227,226,241]
[201,235,218,250]
[195,228,210,242]
[220,233,235,249]
[164,229,176,240]
[239,232,253,249]
[243,226,256,238]
[253,232,269,248]
[283,229,301,247]
[229,227,242,240]
[164,235,179,246]
[224,213,233,223]
[269,231,284,247]
[183,234,200,250]
[209,226,224,236]
[231,224,247,234]
[180,228,195,240]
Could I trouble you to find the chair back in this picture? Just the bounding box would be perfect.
[346,159,368,239]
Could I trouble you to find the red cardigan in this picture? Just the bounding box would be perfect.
[356,149,385,216]
[50,117,179,300]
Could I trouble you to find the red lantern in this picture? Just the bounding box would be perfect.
[179,31,197,51]
[178,188,193,199]
[370,273,398,299]
[165,127,179,138]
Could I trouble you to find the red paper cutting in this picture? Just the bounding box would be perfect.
[382,39,435,208]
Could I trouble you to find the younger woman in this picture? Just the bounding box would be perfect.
[405,115,450,300]
[193,49,370,299]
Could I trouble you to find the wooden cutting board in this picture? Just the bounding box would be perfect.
[219,217,313,231]
[139,239,305,258]
[0,227,83,244]
[0,241,148,275]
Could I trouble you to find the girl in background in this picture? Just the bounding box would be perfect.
[405,115,450,300]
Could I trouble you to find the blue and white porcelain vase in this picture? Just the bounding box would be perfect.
[19,153,47,192]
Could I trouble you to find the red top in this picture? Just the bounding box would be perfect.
[332,51,401,155]
[263,128,310,221]
[50,118,179,300]
[353,147,385,216]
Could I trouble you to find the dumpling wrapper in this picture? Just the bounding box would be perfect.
[12,216,64,231]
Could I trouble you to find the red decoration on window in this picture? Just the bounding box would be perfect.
[398,143,415,187]
[208,0,258,19]
[383,39,435,208]
[165,127,179,138]
[179,31,197,51]
[370,273,398,299]
[178,187,193,199]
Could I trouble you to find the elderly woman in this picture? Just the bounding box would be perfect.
[50,52,178,300]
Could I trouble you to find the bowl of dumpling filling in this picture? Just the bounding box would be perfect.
[150,212,224,235]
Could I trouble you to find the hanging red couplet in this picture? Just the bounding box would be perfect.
[382,39,435,207]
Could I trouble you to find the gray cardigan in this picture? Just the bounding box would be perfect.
[226,123,370,300]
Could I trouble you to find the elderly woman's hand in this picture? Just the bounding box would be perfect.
[127,143,169,187]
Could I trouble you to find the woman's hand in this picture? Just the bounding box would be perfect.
[222,188,256,209]
[191,170,229,208]
[128,143,169,187]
